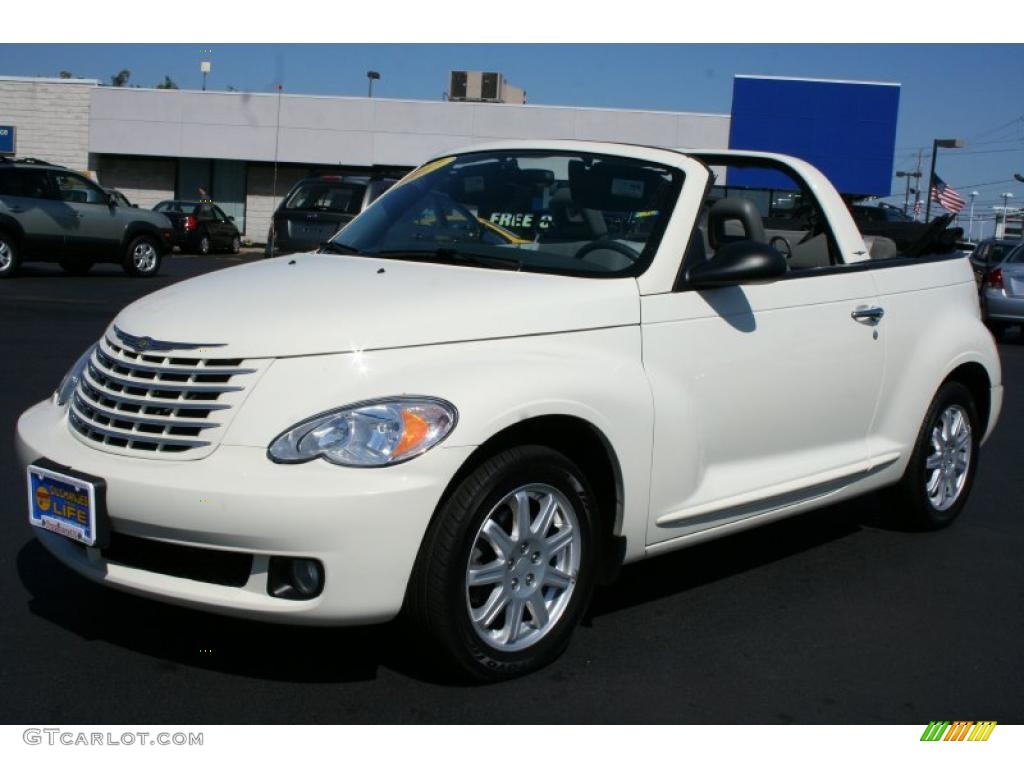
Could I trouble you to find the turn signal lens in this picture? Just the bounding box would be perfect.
[267,397,457,467]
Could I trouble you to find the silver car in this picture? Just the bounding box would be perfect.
[980,241,1024,336]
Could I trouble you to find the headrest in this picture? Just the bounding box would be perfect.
[569,160,669,212]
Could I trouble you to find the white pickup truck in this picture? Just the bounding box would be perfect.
[17,141,1002,681]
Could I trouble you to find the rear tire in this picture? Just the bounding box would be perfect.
[198,235,211,256]
[0,232,21,278]
[230,235,241,254]
[59,259,93,276]
[886,381,980,530]
[406,446,599,682]
[122,235,162,277]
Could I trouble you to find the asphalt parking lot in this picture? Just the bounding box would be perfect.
[1,254,1021,724]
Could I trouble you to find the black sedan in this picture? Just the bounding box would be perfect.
[153,200,242,255]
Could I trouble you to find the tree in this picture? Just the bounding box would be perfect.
[155,76,179,90]
[110,69,131,87]
[59,70,73,79]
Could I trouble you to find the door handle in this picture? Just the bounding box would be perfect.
[851,306,885,323]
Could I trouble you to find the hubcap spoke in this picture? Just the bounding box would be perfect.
[543,569,572,590]
[467,560,506,587]
[481,519,514,559]
[505,599,526,643]
[527,592,549,628]
[472,587,510,629]
[544,527,574,557]
[512,490,532,540]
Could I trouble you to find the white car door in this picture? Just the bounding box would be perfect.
[641,266,885,546]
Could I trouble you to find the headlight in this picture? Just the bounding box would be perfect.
[268,397,457,467]
[53,344,96,407]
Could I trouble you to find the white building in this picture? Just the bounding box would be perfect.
[0,75,731,244]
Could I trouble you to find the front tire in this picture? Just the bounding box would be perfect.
[406,446,598,682]
[122,235,162,277]
[230,235,241,254]
[0,233,21,278]
[887,381,980,530]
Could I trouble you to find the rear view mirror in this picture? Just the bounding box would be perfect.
[687,240,788,289]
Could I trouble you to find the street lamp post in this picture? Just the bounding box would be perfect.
[366,71,381,98]
[924,138,966,223]
[999,192,1014,238]
[896,170,922,216]
[968,190,979,242]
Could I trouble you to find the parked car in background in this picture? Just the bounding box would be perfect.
[0,157,173,278]
[969,238,1020,285]
[153,200,242,256]
[265,174,397,257]
[17,143,1002,681]
[975,240,1024,336]
[851,202,963,252]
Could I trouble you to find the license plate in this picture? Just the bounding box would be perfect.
[27,464,101,546]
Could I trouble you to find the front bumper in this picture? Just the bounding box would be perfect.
[16,399,474,625]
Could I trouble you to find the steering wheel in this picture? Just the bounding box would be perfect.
[769,235,792,259]
[574,238,641,262]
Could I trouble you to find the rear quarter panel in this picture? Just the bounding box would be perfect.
[870,255,1002,474]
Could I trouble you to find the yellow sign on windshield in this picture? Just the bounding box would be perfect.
[394,156,456,187]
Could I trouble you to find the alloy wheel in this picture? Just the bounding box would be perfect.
[465,483,581,653]
[132,241,158,273]
[924,404,973,511]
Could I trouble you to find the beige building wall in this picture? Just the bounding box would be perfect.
[0,76,95,170]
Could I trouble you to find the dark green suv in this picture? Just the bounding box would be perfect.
[0,158,174,278]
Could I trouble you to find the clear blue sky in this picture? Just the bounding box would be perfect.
[1,43,1022,220]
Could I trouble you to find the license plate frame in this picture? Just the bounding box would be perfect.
[27,459,110,548]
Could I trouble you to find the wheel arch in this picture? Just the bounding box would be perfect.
[436,414,627,583]
[121,222,167,253]
[0,214,25,243]
[942,361,993,436]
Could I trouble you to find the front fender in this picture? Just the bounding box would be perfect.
[223,327,653,560]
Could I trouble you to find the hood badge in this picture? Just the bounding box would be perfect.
[113,325,226,353]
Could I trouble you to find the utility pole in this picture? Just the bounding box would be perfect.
[270,84,283,254]
[912,150,923,221]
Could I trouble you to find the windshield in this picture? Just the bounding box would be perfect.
[284,180,364,213]
[327,150,684,277]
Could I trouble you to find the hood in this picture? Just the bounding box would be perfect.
[111,253,640,358]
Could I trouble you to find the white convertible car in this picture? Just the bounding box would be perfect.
[17,141,1002,680]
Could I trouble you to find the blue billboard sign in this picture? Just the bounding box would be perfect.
[0,125,15,155]
[727,76,900,197]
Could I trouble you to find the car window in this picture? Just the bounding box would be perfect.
[697,158,839,270]
[284,180,366,214]
[213,206,229,222]
[196,205,215,221]
[51,172,106,204]
[1005,245,1024,264]
[0,168,52,199]
[330,150,684,277]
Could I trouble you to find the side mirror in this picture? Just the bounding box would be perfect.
[686,240,789,289]
[228,215,235,222]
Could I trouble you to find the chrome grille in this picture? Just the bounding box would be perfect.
[68,332,258,458]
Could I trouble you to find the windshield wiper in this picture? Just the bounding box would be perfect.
[374,248,522,271]
[319,241,362,255]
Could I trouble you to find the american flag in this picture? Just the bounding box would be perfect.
[913,198,922,220]
[931,174,966,214]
